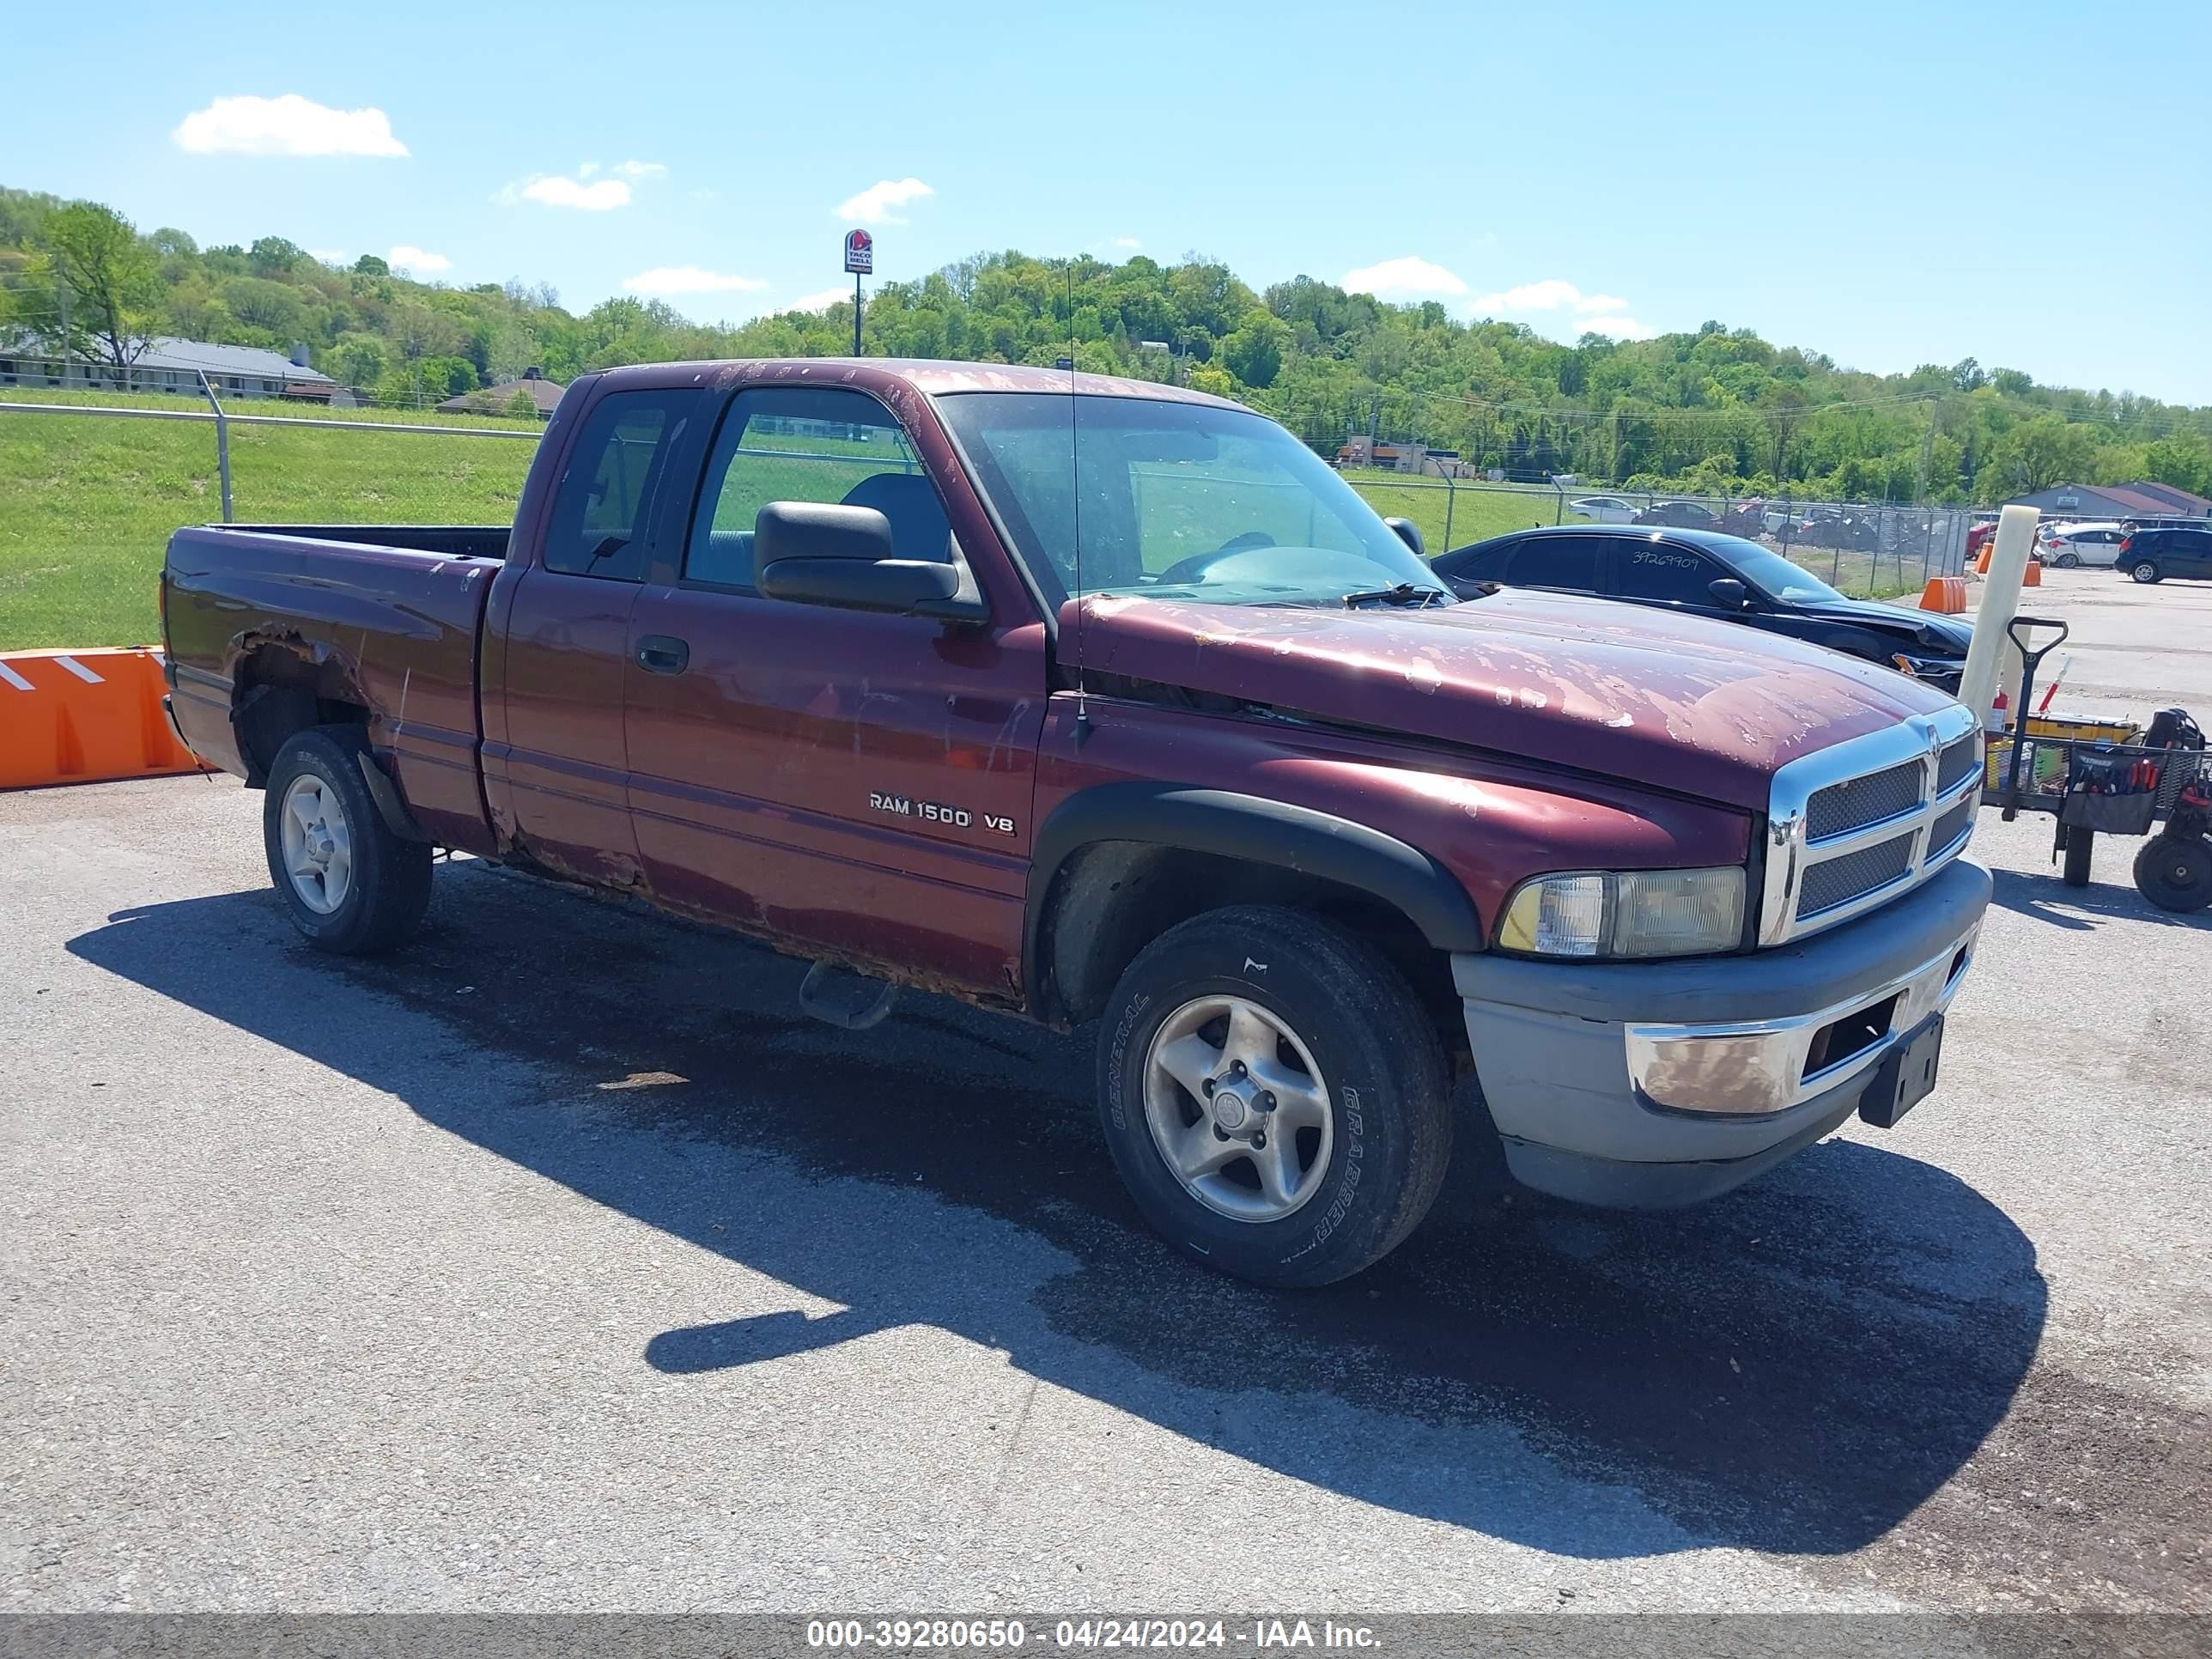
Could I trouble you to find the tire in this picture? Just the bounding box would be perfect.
[2054,552,2079,569]
[1095,905,1453,1288]
[2131,560,2161,584]
[263,726,434,955]
[2132,835,2212,914]
[2061,826,2094,888]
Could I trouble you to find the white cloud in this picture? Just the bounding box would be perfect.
[1578,313,1658,341]
[172,94,408,157]
[498,161,659,211]
[783,287,853,313]
[388,245,449,273]
[1340,256,1468,299]
[622,265,769,296]
[836,177,933,225]
[1469,279,1630,316]
[503,173,632,210]
[1112,236,1142,249]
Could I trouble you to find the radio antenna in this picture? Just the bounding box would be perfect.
[1067,256,1090,742]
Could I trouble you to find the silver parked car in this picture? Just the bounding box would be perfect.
[1567,494,1639,524]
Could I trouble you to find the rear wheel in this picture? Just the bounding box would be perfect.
[2131,560,2162,584]
[1096,905,1453,1288]
[2133,835,2212,914]
[263,727,433,954]
[2054,551,2080,569]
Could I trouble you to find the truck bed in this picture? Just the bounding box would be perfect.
[163,524,505,854]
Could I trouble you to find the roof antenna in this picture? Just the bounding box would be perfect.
[1066,257,1091,745]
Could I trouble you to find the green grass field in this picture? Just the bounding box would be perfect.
[0,390,538,649]
[0,394,1918,651]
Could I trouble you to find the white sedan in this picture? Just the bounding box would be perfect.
[1567,495,1638,524]
[2039,521,2127,568]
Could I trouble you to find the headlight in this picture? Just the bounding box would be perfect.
[1497,867,1746,959]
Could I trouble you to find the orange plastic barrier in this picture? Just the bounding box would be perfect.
[2021,558,2042,586]
[0,647,210,791]
[1918,576,1967,612]
[1975,546,1994,574]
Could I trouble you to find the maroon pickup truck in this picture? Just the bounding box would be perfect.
[161,359,1990,1286]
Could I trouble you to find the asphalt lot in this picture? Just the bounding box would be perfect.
[1970,565,2212,720]
[4,651,2209,1616]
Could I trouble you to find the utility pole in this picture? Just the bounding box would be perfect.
[1916,399,1938,505]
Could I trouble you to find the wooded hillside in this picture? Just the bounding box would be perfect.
[5,184,2207,505]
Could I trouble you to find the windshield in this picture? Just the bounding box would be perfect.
[1725,543,1846,604]
[934,392,1449,608]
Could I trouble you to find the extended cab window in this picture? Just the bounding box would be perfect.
[542,390,698,581]
[1614,538,1725,605]
[686,387,950,588]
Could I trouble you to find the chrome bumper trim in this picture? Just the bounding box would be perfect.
[1624,919,1980,1117]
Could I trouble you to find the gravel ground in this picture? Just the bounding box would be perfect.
[3,709,2208,1617]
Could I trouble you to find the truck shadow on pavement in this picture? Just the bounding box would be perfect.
[71,863,2050,1565]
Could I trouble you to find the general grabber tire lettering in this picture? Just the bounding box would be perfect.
[262,726,434,956]
[1096,904,1453,1288]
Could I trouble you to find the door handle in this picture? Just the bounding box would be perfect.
[635,635,690,675]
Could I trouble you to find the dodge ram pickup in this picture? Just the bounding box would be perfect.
[161,359,1990,1287]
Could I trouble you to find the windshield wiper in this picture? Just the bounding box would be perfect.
[1339,582,1451,610]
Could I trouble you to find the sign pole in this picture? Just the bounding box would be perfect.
[842,228,874,358]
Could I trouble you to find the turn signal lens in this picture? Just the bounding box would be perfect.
[1498,867,1746,959]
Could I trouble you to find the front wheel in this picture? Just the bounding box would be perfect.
[1096,906,1453,1288]
[263,727,434,954]
[2133,835,2212,914]
[2131,560,2162,584]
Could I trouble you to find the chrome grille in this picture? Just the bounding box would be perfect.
[1936,733,1980,796]
[1806,760,1925,842]
[1760,704,1983,945]
[1928,793,1974,856]
[1796,831,1917,919]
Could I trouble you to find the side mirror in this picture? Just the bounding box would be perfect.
[1384,516,1425,557]
[1706,576,1750,609]
[754,501,969,617]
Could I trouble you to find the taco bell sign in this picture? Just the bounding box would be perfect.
[843,229,873,275]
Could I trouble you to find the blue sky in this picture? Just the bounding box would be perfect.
[7,0,2208,402]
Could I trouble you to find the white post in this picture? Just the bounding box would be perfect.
[1957,503,2039,730]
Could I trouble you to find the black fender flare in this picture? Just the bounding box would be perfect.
[1023,781,1487,1015]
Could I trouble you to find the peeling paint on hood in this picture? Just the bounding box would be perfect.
[1066,589,1959,811]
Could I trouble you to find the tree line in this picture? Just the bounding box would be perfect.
[3,185,2208,505]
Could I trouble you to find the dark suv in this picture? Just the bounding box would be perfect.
[2119,526,2212,584]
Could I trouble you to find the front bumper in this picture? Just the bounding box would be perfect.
[1454,856,1990,1208]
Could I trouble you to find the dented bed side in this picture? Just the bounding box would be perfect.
[161,526,502,855]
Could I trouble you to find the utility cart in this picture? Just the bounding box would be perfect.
[1983,617,2212,912]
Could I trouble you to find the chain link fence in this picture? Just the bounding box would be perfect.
[3,388,1975,653]
[1332,474,1974,598]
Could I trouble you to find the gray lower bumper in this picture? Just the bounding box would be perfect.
[1454,858,1992,1208]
